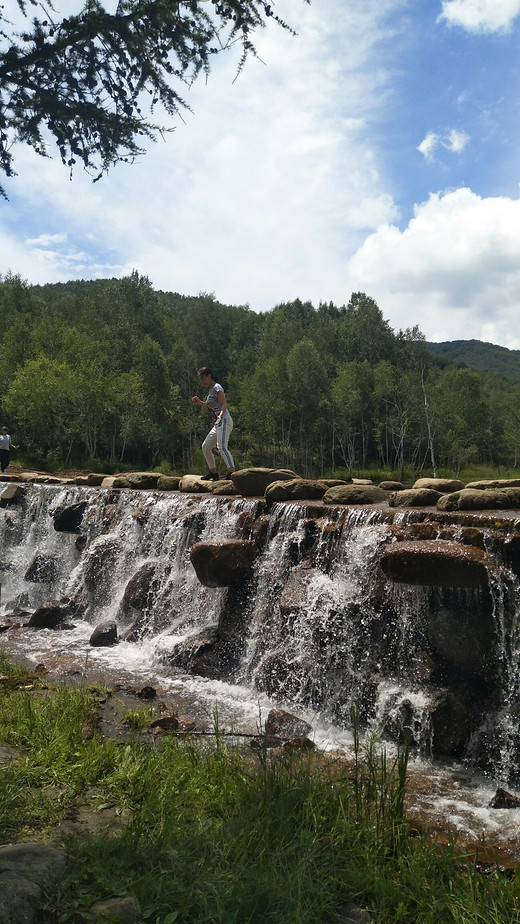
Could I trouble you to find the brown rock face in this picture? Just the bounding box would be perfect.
[380,540,495,588]
[190,540,257,588]
[230,467,298,497]
[413,477,465,492]
[322,484,387,505]
[389,488,441,508]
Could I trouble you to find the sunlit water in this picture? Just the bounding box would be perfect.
[2,483,520,863]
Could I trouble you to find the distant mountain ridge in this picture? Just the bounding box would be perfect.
[427,339,520,380]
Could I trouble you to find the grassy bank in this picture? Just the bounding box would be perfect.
[0,654,519,923]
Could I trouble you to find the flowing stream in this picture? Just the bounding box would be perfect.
[2,482,520,863]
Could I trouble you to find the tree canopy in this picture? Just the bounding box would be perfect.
[1,272,519,478]
[0,0,298,197]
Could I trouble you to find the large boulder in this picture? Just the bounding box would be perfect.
[24,553,60,584]
[156,475,181,491]
[120,563,158,617]
[264,478,329,504]
[230,467,298,497]
[168,625,221,677]
[52,501,88,532]
[413,477,465,492]
[26,600,68,628]
[0,843,70,924]
[322,484,387,505]
[279,564,321,616]
[388,488,441,508]
[89,620,118,647]
[124,472,161,489]
[427,596,496,681]
[437,487,520,511]
[465,479,520,489]
[264,708,312,739]
[211,480,239,496]
[0,484,25,506]
[379,540,496,588]
[190,540,257,587]
[178,474,214,493]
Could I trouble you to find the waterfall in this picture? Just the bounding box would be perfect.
[1,483,520,785]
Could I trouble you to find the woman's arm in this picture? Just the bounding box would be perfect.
[216,390,227,421]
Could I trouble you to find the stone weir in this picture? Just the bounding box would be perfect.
[2,467,520,781]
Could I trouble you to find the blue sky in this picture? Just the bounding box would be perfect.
[2,0,520,348]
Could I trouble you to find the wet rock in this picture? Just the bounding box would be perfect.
[52,501,88,532]
[120,563,158,618]
[24,553,60,583]
[489,788,520,809]
[411,651,437,683]
[83,535,120,593]
[265,708,312,739]
[428,688,480,760]
[27,601,68,628]
[322,484,387,505]
[379,481,404,491]
[101,502,123,530]
[501,534,520,576]
[413,477,465,493]
[283,736,315,751]
[0,483,26,507]
[230,467,298,497]
[379,540,496,588]
[89,620,118,647]
[75,533,88,552]
[427,589,496,681]
[389,488,441,508]
[168,625,221,677]
[279,564,321,616]
[190,539,257,588]
[0,843,70,924]
[249,735,284,749]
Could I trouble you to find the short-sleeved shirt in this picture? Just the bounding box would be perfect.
[0,434,11,451]
[206,384,231,423]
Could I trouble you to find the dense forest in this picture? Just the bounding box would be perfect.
[1,271,519,479]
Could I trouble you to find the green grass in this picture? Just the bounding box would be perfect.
[0,653,519,923]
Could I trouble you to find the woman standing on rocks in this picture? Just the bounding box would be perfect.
[0,426,19,473]
[191,367,235,481]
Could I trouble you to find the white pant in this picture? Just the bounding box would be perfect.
[202,416,234,470]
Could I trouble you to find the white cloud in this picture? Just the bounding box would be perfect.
[0,0,403,307]
[346,187,520,348]
[25,233,67,246]
[417,129,470,159]
[446,129,470,152]
[417,132,439,159]
[439,0,520,33]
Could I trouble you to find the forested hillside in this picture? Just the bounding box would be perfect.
[427,340,520,380]
[1,271,519,478]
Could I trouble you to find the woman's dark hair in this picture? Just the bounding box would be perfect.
[197,366,213,379]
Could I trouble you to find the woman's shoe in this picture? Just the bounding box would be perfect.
[201,471,219,481]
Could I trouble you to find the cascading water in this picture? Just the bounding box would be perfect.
[2,481,520,859]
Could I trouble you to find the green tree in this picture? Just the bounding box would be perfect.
[4,355,80,462]
[0,0,296,197]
